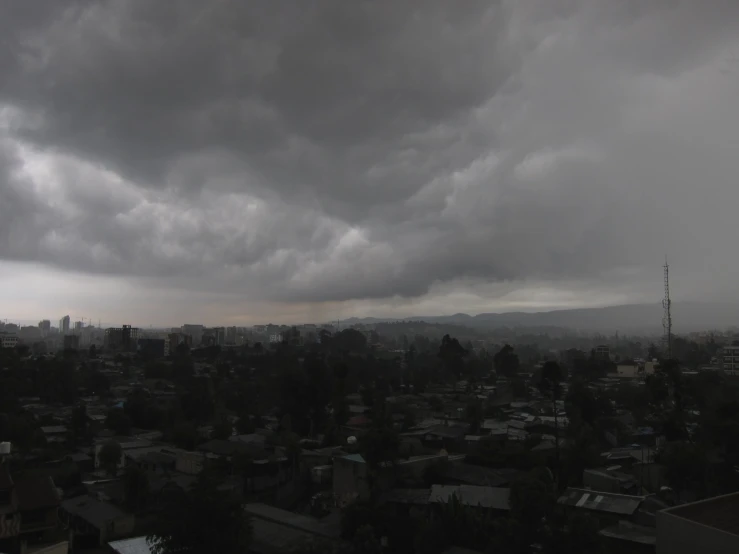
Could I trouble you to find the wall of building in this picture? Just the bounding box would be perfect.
[615,365,639,378]
[100,515,135,545]
[20,541,68,554]
[657,511,739,554]
[333,458,370,503]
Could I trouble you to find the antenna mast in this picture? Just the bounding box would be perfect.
[662,259,672,359]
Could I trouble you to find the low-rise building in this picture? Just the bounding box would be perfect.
[720,345,739,375]
[657,492,739,554]
[0,333,19,349]
[61,495,135,548]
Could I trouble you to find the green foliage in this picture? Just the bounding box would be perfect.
[123,466,150,512]
[124,390,164,430]
[438,334,467,378]
[171,422,199,450]
[510,377,529,399]
[148,471,251,554]
[465,398,483,433]
[106,408,132,436]
[99,440,122,476]
[658,441,707,498]
[493,344,520,378]
[211,418,233,440]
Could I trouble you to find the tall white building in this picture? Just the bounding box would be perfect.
[59,315,70,335]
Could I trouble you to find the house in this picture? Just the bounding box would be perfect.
[557,488,644,527]
[0,467,22,545]
[429,485,510,512]
[583,468,638,495]
[421,425,467,450]
[599,521,656,554]
[65,452,94,472]
[94,438,153,470]
[333,454,370,505]
[40,426,68,443]
[379,488,431,514]
[244,503,342,554]
[61,495,135,548]
[333,453,450,505]
[0,464,63,553]
[109,536,156,554]
[435,463,519,488]
[134,452,176,474]
[656,491,739,554]
[15,475,62,538]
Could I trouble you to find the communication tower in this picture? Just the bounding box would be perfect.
[662,260,672,359]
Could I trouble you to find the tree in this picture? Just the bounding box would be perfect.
[493,344,520,378]
[106,408,132,436]
[211,419,233,440]
[539,361,563,485]
[71,404,89,443]
[465,398,483,433]
[334,329,368,353]
[99,440,122,476]
[438,335,467,379]
[123,466,150,512]
[511,377,529,399]
[658,441,707,500]
[148,471,251,554]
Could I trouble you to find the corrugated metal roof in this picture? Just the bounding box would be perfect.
[557,488,643,516]
[109,536,155,554]
[342,453,366,464]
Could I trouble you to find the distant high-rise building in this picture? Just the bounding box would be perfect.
[213,327,226,346]
[595,345,611,361]
[74,321,83,332]
[38,320,51,336]
[63,335,80,350]
[59,315,70,335]
[183,324,204,346]
[137,338,166,359]
[226,326,237,344]
[104,325,140,352]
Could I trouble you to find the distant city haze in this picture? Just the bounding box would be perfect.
[5,302,739,336]
[2,2,739,324]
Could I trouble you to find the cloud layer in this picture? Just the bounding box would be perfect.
[2,0,739,323]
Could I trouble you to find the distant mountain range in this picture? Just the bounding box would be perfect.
[339,302,739,334]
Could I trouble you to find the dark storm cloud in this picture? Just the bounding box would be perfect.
[2,0,739,307]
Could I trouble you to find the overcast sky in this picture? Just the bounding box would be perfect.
[2,0,739,327]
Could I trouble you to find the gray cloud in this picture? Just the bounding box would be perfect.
[2,0,739,316]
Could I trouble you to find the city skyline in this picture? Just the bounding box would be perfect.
[3,2,739,325]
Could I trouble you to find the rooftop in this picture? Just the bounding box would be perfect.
[599,521,657,545]
[380,488,431,505]
[661,492,739,537]
[250,518,325,554]
[40,426,68,434]
[558,488,643,516]
[61,495,128,529]
[109,536,155,554]
[243,503,340,539]
[430,485,511,511]
[438,463,518,487]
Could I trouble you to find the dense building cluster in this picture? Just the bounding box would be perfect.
[1,320,739,553]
